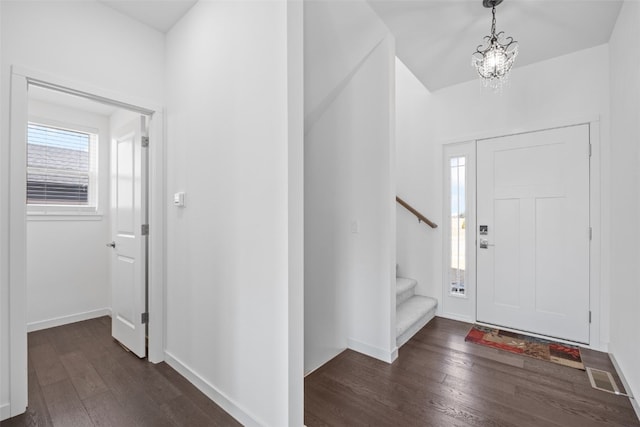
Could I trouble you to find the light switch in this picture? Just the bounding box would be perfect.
[350,220,359,233]
[173,192,185,207]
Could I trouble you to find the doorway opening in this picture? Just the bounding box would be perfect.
[441,122,602,350]
[7,67,165,418]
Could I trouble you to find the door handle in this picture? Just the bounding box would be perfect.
[479,238,496,249]
[106,241,116,248]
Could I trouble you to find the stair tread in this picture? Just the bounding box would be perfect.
[396,277,418,296]
[396,295,437,336]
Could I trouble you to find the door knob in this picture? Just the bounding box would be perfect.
[106,241,116,248]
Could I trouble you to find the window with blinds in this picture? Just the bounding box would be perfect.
[27,123,97,207]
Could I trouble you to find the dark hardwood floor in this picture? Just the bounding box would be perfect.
[0,317,241,427]
[305,317,640,427]
[4,316,638,426]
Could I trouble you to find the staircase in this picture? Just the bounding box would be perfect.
[396,277,437,347]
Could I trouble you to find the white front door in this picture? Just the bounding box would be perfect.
[476,125,590,343]
[109,117,148,357]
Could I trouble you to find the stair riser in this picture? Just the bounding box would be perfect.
[396,295,438,347]
[396,288,415,306]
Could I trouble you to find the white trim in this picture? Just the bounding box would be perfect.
[12,66,160,115]
[147,110,165,364]
[27,308,111,332]
[609,353,640,420]
[25,119,99,212]
[347,338,398,364]
[438,312,474,324]
[9,68,29,419]
[1,402,11,421]
[588,121,605,351]
[164,351,263,427]
[303,347,345,377]
[27,213,104,221]
[8,66,166,418]
[441,141,476,322]
[440,114,602,147]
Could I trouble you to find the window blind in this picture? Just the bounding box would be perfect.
[27,123,91,205]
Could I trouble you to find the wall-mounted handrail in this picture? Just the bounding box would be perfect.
[396,196,437,229]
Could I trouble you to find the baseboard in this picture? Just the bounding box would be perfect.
[438,312,473,324]
[347,338,398,364]
[304,347,345,377]
[609,353,640,420]
[164,351,264,427]
[27,308,111,332]
[1,402,11,421]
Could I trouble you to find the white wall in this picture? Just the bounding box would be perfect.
[164,2,302,426]
[305,0,396,373]
[608,0,640,411]
[396,44,611,344]
[0,0,164,419]
[395,58,438,298]
[26,99,111,331]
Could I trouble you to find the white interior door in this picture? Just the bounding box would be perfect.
[476,125,590,343]
[109,116,148,357]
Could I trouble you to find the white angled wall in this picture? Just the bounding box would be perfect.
[0,0,164,419]
[608,0,640,410]
[26,100,111,331]
[304,0,396,373]
[164,2,302,425]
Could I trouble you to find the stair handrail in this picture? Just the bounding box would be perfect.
[396,196,437,229]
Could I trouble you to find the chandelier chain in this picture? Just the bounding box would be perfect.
[491,6,497,38]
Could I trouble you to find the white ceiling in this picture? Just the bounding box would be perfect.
[367,0,623,91]
[94,0,622,91]
[99,0,198,33]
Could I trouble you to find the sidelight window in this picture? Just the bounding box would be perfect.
[449,156,466,296]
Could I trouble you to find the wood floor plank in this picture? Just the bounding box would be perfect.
[27,330,51,350]
[29,344,69,387]
[40,379,94,427]
[116,353,182,406]
[82,391,136,427]
[160,394,220,426]
[59,351,109,400]
[27,367,54,427]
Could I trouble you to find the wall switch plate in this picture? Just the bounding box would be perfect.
[173,192,185,207]
[350,220,359,233]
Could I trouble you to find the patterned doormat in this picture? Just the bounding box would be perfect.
[465,325,584,370]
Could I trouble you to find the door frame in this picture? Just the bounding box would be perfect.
[7,65,166,417]
[439,117,605,351]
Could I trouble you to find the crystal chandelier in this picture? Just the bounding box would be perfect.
[471,0,518,90]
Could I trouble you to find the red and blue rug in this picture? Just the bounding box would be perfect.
[465,325,584,370]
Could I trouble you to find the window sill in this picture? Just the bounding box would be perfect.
[27,212,104,221]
